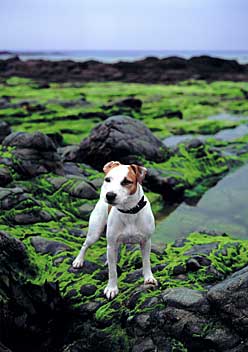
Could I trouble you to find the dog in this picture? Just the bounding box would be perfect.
[72,161,157,299]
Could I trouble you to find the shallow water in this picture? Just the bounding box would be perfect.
[153,163,248,242]
[208,113,248,122]
[163,114,248,148]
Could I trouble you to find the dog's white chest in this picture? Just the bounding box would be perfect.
[117,227,145,244]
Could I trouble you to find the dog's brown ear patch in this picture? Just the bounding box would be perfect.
[103,161,121,174]
[130,164,147,184]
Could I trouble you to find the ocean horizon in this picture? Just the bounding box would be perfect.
[1,49,248,64]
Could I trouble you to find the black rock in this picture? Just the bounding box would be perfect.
[184,242,219,256]
[68,260,101,275]
[132,337,155,352]
[207,265,248,335]
[31,236,72,255]
[0,187,38,210]
[0,231,65,352]
[0,167,12,186]
[103,97,142,112]
[186,258,201,272]
[67,180,98,200]
[80,284,97,296]
[2,132,63,178]
[161,287,210,314]
[74,115,169,170]
[0,122,11,143]
[3,131,57,151]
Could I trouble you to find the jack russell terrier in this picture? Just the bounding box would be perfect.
[72,161,157,299]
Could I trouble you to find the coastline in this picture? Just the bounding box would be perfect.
[1,54,248,84]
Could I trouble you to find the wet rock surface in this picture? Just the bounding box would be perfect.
[3,132,63,177]
[0,121,11,143]
[74,115,169,169]
[0,75,248,351]
[0,231,67,352]
[31,236,72,255]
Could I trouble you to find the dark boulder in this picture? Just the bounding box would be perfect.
[155,109,183,119]
[102,97,142,112]
[0,187,38,210]
[31,236,72,255]
[0,231,65,352]
[207,265,248,335]
[3,131,56,151]
[2,132,63,177]
[0,122,11,143]
[161,287,210,313]
[74,115,169,169]
[0,167,12,186]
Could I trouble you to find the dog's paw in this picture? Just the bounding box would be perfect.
[144,276,158,286]
[104,285,119,300]
[72,256,84,268]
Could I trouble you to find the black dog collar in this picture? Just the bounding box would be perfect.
[117,196,147,214]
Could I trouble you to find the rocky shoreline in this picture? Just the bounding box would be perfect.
[1,55,248,84]
[0,74,248,351]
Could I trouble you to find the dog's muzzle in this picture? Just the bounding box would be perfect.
[106,192,117,204]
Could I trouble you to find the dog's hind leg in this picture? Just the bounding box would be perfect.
[140,239,158,286]
[72,200,108,268]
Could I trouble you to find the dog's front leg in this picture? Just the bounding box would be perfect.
[140,238,158,286]
[104,242,119,299]
[72,200,108,268]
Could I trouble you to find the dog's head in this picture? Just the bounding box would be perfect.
[101,161,147,206]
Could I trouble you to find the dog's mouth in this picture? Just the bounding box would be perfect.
[105,198,117,206]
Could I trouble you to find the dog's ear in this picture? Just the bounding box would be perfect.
[103,161,121,174]
[130,164,147,184]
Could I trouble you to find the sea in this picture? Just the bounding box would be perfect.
[1,50,248,64]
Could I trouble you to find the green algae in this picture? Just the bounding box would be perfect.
[1,77,248,349]
[1,78,248,144]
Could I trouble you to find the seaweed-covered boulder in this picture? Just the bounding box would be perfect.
[2,132,63,177]
[74,116,169,169]
[0,166,12,186]
[0,231,65,352]
[31,236,72,255]
[0,187,39,210]
[0,121,11,143]
[3,131,56,150]
[207,265,248,335]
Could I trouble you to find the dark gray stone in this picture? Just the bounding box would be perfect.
[2,132,63,178]
[207,265,248,334]
[78,203,95,220]
[132,337,155,352]
[31,236,72,255]
[67,180,98,200]
[161,287,210,313]
[80,284,97,296]
[186,258,201,272]
[58,145,80,162]
[13,210,52,225]
[68,260,100,275]
[125,268,143,283]
[184,242,219,256]
[0,121,11,143]
[0,187,38,210]
[0,166,12,186]
[205,326,240,350]
[74,115,169,169]
[102,97,142,112]
[3,131,56,151]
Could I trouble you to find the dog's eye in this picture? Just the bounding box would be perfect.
[105,177,111,183]
[121,178,133,186]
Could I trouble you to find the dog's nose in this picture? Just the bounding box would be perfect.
[106,192,117,203]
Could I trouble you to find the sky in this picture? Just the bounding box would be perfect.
[0,0,248,51]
